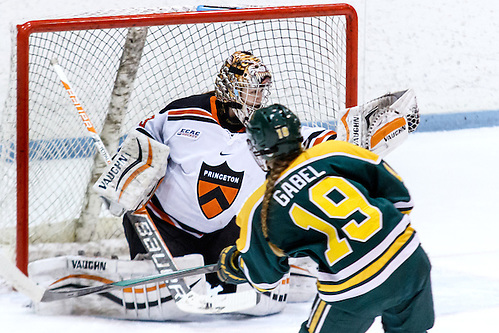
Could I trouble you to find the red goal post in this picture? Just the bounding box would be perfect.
[10,4,358,274]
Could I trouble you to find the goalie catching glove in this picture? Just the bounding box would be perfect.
[93,129,169,216]
[217,245,248,284]
[336,89,420,157]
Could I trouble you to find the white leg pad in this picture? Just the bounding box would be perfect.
[236,273,290,316]
[28,254,206,321]
[288,257,318,303]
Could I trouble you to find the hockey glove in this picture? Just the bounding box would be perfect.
[336,89,419,157]
[217,245,247,284]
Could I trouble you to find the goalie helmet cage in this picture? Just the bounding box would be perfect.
[6,4,358,274]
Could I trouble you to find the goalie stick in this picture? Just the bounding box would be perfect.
[41,264,218,302]
[50,58,259,314]
[127,207,259,313]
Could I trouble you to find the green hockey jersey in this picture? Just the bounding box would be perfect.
[236,140,420,302]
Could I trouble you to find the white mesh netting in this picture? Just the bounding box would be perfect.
[0,5,354,261]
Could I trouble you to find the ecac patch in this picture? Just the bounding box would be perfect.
[176,128,201,139]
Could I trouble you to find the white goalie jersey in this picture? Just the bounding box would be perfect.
[134,92,336,236]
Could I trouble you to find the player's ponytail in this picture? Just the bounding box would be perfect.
[260,150,302,256]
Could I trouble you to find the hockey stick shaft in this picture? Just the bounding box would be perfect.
[51,58,112,165]
[0,61,112,303]
[40,264,218,302]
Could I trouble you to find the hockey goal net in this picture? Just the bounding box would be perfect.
[0,4,358,273]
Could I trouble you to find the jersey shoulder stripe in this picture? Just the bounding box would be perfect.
[158,93,220,125]
[160,92,214,113]
[167,107,218,124]
[303,140,380,163]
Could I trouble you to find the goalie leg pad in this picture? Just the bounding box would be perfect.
[235,273,290,316]
[288,257,318,303]
[93,129,169,214]
[28,254,206,321]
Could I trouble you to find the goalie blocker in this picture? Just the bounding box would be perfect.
[336,89,420,157]
[93,128,170,215]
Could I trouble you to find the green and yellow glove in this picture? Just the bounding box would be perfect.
[217,245,247,284]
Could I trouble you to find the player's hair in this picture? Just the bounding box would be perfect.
[260,150,302,257]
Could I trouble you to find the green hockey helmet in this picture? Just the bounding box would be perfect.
[246,104,303,170]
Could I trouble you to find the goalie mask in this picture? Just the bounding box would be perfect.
[246,104,303,171]
[215,51,272,125]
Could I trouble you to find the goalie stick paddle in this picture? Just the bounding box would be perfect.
[127,208,260,314]
[128,208,193,302]
[40,264,218,302]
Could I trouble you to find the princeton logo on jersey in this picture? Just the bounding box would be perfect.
[197,162,244,219]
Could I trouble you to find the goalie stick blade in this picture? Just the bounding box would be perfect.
[40,264,218,302]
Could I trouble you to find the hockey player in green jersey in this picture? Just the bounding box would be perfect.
[217,104,435,332]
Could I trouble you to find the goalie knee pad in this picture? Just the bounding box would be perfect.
[336,89,419,157]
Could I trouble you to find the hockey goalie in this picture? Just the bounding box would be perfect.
[28,52,419,321]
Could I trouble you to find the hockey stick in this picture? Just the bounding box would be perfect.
[50,59,259,313]
[0,249,45,303]
[1,246,258,312]
[51,58,113,165]
[40,263,218,302]
[0,248,213,303]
